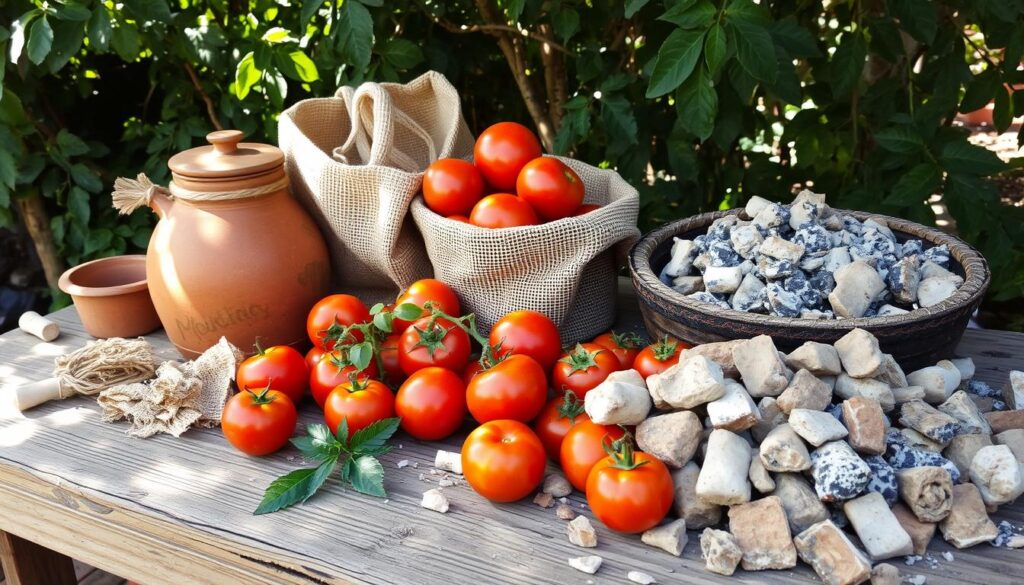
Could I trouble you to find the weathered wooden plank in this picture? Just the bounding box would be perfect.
[0,294,1022,585]
[0,530,77,585]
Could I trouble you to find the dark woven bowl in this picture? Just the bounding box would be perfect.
[629,209,990,370]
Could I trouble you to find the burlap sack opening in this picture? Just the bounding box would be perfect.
[279,72,474,301]
[411,157,639,343]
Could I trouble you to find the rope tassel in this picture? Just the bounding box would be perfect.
[112,173,169,215]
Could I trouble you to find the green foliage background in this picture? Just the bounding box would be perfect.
[2,0,1024,309]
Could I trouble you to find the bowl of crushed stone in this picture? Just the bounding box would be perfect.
[629,190,990,369]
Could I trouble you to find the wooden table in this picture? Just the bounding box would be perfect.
[1,296,1023,585]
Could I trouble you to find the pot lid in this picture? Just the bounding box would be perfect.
[168,130,283,179]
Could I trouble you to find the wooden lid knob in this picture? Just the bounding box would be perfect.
[206,130,244,154]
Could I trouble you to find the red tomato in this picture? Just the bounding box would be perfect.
[236,342,308,404]
[221,386,297,456]
[473,122,543,191]
[394,279,461,332]
[423,158,485,216]
[560,420,625,491]
[551,343,619,398]
[379,332,405,384]
[633,336,686,378]
[573,203,602,216]
[463,360,485,385]
[587,443,674,533]
[448,215,471,223]
[489,309,562,371]
[466,354,547,424]
[305,346,326,371]
[469,193,539,228]
[398,317,472,376]
[516,157,584,221]
[323,378,395,438]
[591,331,644,370]
[307,294,371,350]
[462,420,546,502]
[395,367,467,440]
[533,390,589,460]
[310,351,380,408]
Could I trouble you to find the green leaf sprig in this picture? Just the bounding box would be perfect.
[254,417,400,515]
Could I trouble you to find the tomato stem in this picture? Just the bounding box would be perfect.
[558,343,603,374]
[252,336,267,356]
[602,430,648,471]
[557,389,585,423]
[651,335,679,362]
[426,306,503,369]
[245,380,277,405]
[611,330,644,350]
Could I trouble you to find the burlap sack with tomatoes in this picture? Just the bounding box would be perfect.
[411,157,640,343]
[279,71,474,300]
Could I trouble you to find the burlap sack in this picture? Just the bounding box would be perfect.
[411,157,639,343]
[279,71,474,299]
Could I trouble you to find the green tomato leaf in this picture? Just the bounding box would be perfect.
[26,16,53,65]
[336,0,373,71]
[645,28,706,98]
[348,341,373,372]
[67,186,91,225]
[348,455,386,497]
[372,311,392,334]
[348,417,401,456]
[659,0,714,29]
[291,423,342,461]
[829,30,867,98]
[57,129,90,157]
[380,39,423,70]
[254,461,336,515]
[873,126,925,153]
[69,163,103,193]
[940,141,1009,176]
[886,162,941,206]
[393,302,423,322]
[728,15,776,83]
[234,51,260,99]
[625,0,651,18]
[552,7,580,42]
[675,66,718,141]
[335,417,350,444]
[704,23,727,76]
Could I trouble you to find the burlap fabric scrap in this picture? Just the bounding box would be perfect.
[98,337,242,438]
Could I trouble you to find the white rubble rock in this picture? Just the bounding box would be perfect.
[672,275,704,295]
[567,555,603,575]
[733,335,790,397]
[760,235,805,262]
[1003,370,1024,410]
[918,277,960,307]
[434,450,463,474]
[759,423,812,472]
[751,396,786,443]
[641,519,688,556]
[875,353,909,388]
[823,246,852,273]
[700,528,743,576]
[773,472,830,534]
[829,262,886,318]
[697,429,752,505]
[636,410,703,469]
[969,445,1024,506]
[835,374,895,412]
[920,260,962,283]
[843,492,915,560]
[648,355,725,409]
[877,304,909,316]
[744,195,771,218]
[543,473,572,497]
[663,238,696,277]
[834,328,884,378]
[627,571,657,585]
[704,266,744,294]
[672,462,722,529]
[785,341,842,376]
[749,456,776,493]
[421,489,450,513]
[707,379,762,432]
[584,369,651,425]
[567,516,598,548]
[731,224,764,260]
[731,273,766,312]
[789,408,849,447]
[907,365,958,404]
[949,358,976,384]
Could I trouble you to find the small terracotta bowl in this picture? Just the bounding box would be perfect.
[58,255,161,338]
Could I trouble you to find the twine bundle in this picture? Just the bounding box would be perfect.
[14,337,158,411]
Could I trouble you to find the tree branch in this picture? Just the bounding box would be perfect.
[429,13,571,55]
[184,63,224,131]
[538,24,567,129]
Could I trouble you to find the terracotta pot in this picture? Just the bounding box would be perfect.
[145,130,330,358]
[58,255,161,338]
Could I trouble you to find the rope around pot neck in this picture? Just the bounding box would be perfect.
[112,173,290,215]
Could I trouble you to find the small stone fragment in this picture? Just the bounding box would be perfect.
[421,489,450,513]
[994,429,1024,465]
[939,483,999,548]
[435,450,463,474]
[534,492,554,508]
[969,444,1024,506]
[778,369,833,414]
[567,516,598,548]
[843,492,914,560]
[938,391,990,435]
[751,397,786,443]
[917,277,959,307]
[672,275,704,295]
[984,410,1024,434]
[759,423,812,472]
[396,459,410,469]
[891,503,937,555]
[584,369,651,425]
[793,520,873,585]
[749,457,775,493]
[556,503,576,520]
[874,353,909,388]
[829,263,886,318]
[672,462,722,529]
[728,496,798,570]
[897,466,953,522]
[835,374,895,412]
[811,441,872,502]
[543,472,572,497]
[790,408,849,447]
[627,571,656,585]
[773,472,830,533]
[652,355,726,409]
[732,335,790,397]
[907,366,957,404]
[899,400,961,445]
[681,339,744,378]
[567,555,603,575]
[697,429,752,505]
[949,358,976,385]
[760,235,805,262]
[834,328,885,378]
[786,342,843,376]
[704,265,744,294]
[700,528,743,576]
[843,396,887,455]
[706,379,761,431]
[641,519,687,556]
[870,563,901,585]
[944,433,993,479]
[635,411,702,469]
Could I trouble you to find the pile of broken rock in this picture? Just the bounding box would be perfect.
[581,328,1024,584]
